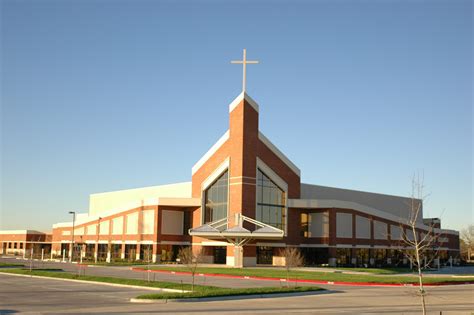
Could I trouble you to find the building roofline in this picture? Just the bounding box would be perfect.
[0,230,47,235]
[90,181,191,196]
[191,130,229,175]
[259,132,301,176]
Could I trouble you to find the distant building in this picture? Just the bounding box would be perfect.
[41,92,459,267]
[0,230,51,258]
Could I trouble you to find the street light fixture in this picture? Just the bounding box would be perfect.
[95,217,102,263]
[69,211,76,263]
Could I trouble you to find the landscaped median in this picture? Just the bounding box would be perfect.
[132,266,474,286]
[133,286,324,302]
[0,262,24,268]
[0,268,323,301]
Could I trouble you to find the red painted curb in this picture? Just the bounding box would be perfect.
[130,267,474,287]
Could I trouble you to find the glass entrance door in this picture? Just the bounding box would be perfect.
[213,246,226,264]
[257,246,273,265]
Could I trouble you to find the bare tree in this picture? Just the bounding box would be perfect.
[178,246,203,292]
[144,246,153,282]
[399,173,440,315]
[460,225,474,262]
[282,247,304,287]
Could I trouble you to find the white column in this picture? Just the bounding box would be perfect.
[232,246,243,268]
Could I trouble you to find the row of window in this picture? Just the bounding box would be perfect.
[62,211,193,238]
[299,212,437,241]
[1,242,24,249]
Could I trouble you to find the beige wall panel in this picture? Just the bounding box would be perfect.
[161,210,184,235]
[356,215,370,239]
[336,213,352,238]
[99,220,110,235]
[86,225,96,235]
[126,213,139,235]
[374,221,388,240]
[74,227,84,236]
[391,225,402,240]
[309,212,329,237]
[112,217,123,235]
[406,228,415,241]
[142,210,155,235]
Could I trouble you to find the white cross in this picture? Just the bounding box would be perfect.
[231,48,259,93]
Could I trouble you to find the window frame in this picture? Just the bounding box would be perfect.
[255,158,288,234]
[200,160,230,226]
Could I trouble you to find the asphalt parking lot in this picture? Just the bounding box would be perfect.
[1,272,473,314]
[0,257,292,289]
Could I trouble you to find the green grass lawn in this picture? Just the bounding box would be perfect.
[82,261,156,267]
[145,266,474,284]
[0,262,24,267]
[320,267,412,274]
[0,268,323,300]
[136,286,323,300]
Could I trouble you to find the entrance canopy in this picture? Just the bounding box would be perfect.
[189,214,284,246]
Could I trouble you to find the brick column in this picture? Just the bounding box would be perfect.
[328,209,337,266]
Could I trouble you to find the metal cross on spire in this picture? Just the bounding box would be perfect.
[231,48,259,93]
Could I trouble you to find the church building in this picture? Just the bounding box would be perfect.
[28,50,461,267]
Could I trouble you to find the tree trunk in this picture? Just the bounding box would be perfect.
[286,268,290,287]
[413,225,427,315]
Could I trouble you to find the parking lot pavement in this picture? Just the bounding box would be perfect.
[1,272,473,314]
[0,257,289,289]
[0,272,154,314]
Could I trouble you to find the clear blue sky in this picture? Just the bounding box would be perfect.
[1,0,472,232]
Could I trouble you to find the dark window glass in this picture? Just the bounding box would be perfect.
[301,213,309,237]
[257,246,273,264]
[183,211,192,234]
[204,170,228,223]
[256,169,286,230]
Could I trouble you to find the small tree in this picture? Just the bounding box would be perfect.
[400,173,440,315]
[143,245,153,282]
[178,247,203,292]
[282,247,304,287]
[460,225,474,262]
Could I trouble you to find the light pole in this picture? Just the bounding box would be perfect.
[95,217,101,263]
[69,211,76,263]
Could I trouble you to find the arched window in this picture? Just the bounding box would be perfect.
[204,170,228,223]
[256,169,286,230]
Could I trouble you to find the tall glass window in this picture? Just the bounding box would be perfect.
[300,212,309,237]
[204,170,228,223]
[256,169,286,230]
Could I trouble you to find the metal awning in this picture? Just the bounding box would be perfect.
[189,214,284,246]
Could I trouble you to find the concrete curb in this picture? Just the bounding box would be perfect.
[0,271,186,293]
[130,289,329,303]
[130,267,474,287]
